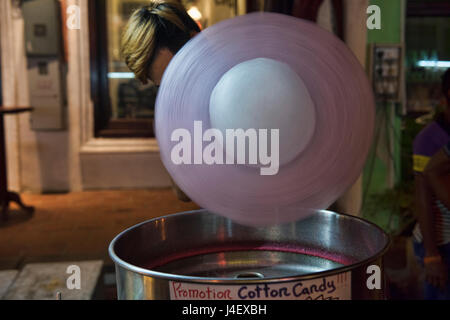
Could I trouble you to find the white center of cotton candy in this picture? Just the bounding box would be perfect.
[209,58,316,166]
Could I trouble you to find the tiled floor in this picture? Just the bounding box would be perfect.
[0,189,199,270]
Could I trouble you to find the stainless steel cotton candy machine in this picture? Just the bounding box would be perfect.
[109,209,390,300]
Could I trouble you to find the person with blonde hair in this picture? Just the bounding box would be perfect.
[122,0,200,85]
[122,0,200,201]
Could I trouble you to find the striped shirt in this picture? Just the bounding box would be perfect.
[413,200,450,245]
[412,115,450,246]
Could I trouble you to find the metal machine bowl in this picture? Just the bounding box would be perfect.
[109,209,390,300]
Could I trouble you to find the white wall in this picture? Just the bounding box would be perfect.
[0,0,21,192]
[1,1,70,193]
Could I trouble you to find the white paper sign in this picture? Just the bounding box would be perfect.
[170,272,351,300]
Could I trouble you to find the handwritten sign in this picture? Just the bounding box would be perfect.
[169,272,351,300]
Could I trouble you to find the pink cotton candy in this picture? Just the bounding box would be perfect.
[155,12,375,227]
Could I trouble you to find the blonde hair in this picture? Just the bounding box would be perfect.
[121,0,200,84]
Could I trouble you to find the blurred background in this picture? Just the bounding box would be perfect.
[0,0,449,299]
